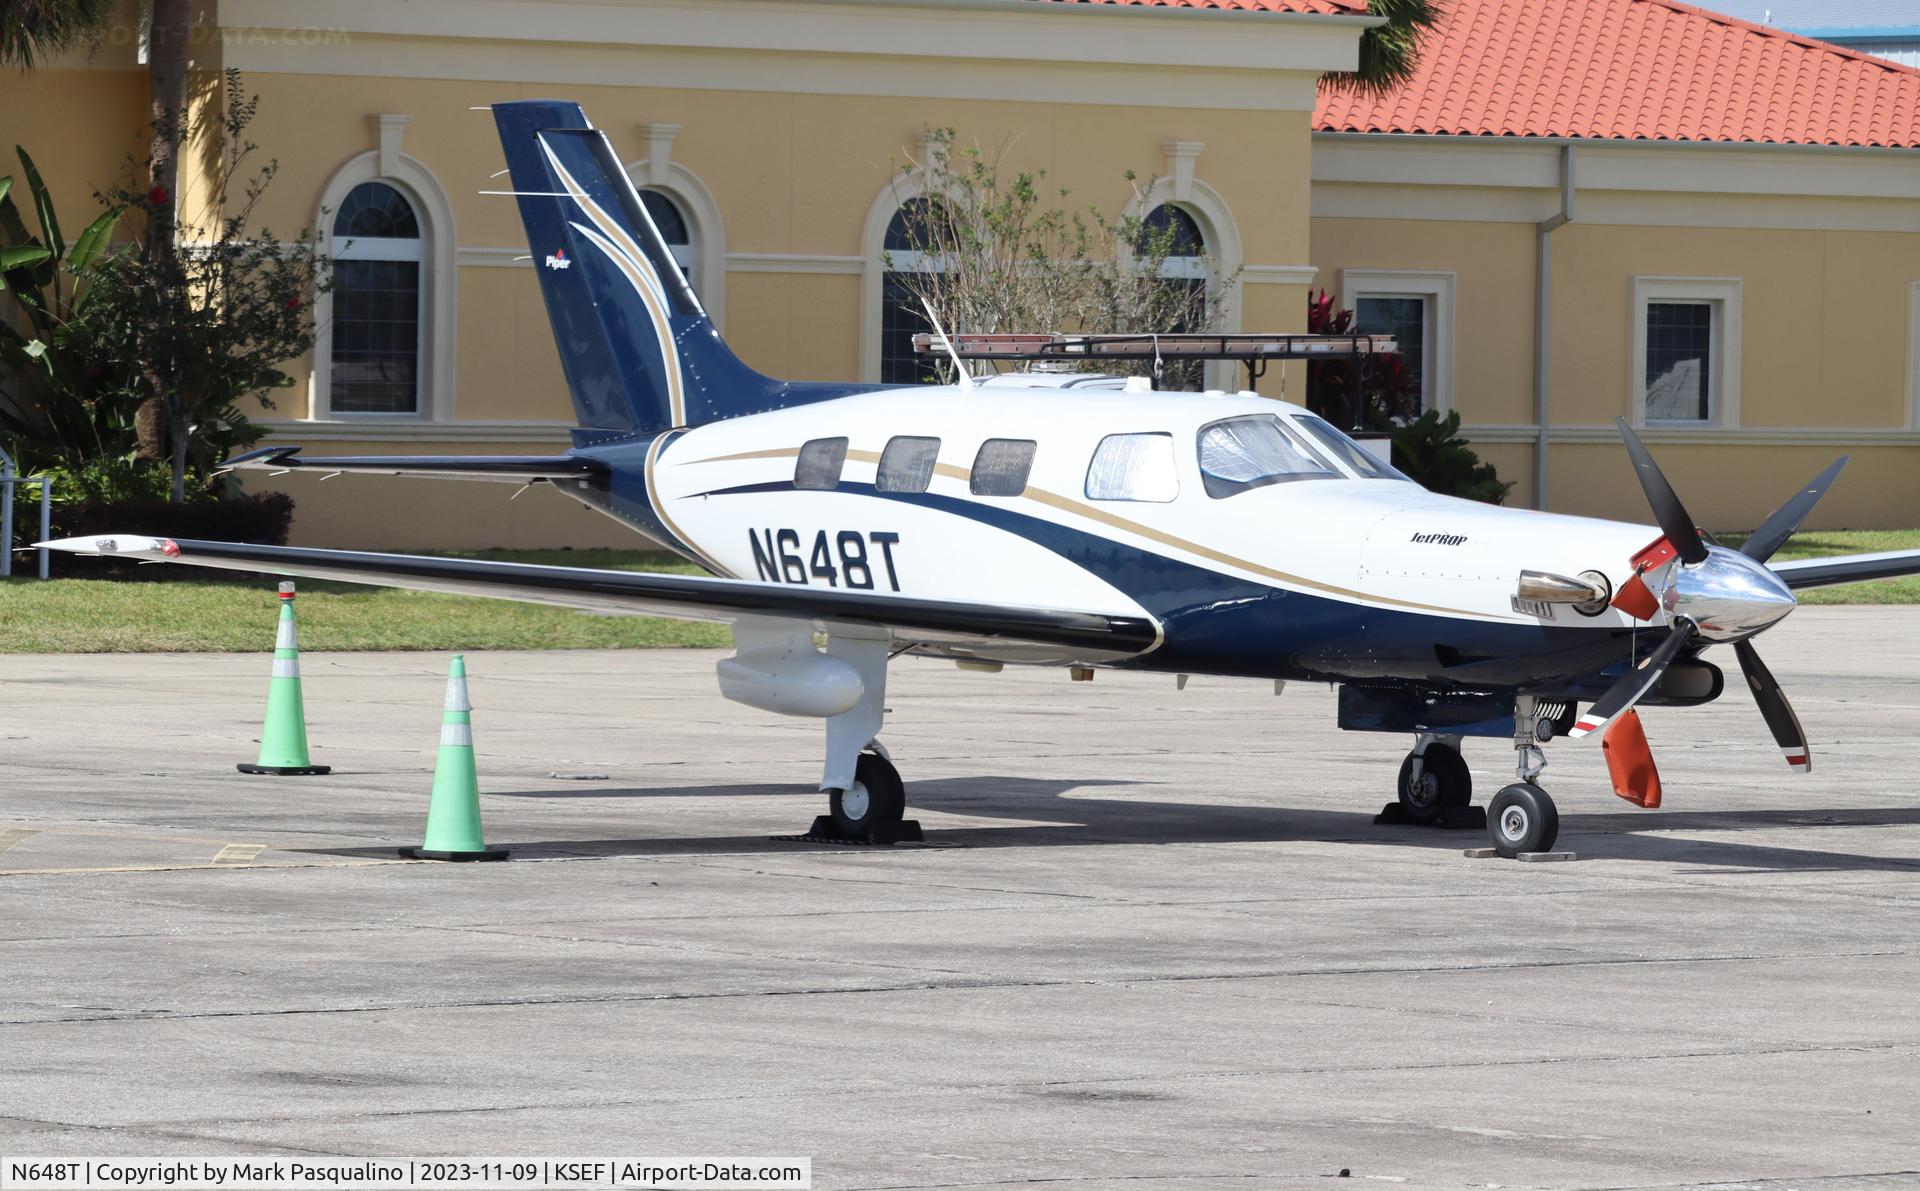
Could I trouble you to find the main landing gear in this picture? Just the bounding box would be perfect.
[807,636,921,844]
[1381,696,1571,858]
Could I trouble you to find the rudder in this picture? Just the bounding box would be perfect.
[493,101,846,442]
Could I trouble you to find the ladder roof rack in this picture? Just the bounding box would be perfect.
[911,331,1396,362]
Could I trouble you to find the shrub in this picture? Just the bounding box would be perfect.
[36,490,294,579]
[1391,411,1514,506]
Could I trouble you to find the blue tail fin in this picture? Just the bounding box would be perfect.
[491,101,860,443]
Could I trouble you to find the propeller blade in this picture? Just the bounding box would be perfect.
[1615,418,1709,565]
[1739,456,1849,565]
[1569,623,1694,739]
[1734,638,1811,772]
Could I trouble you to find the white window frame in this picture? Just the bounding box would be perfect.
[328,207,427,418]
[1631,276,1742,429]
[1339,269,1454,416]
[310,152,456,423]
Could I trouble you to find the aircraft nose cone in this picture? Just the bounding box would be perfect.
[1668,546,1797,641]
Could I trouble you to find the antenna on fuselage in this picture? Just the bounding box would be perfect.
[920,299,974,394]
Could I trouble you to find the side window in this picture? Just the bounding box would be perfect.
[794,437,848,490]
[970,438,1036,497]
[1085,433,1179,503]
[877,435,940,493]
[1293,415,1410,481]
[1196,416,1336,498]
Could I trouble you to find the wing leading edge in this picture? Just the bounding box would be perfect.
[1769,549,1920,590]
[39,536,1160,661]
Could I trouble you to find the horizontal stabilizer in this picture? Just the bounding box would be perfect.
[223,446,606,485]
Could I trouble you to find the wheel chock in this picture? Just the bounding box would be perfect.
[1375,802,1488,829]
[776,816,926,846]
[1463,847,1577,861]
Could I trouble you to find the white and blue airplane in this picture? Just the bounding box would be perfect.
[45,100,1920,857]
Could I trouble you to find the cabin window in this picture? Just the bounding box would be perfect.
[970,439,1036,497]
[1196,416,1336,498]
[1292,415,1410,481]
[794,437,848,490]
[877,435,940,493]
[1085,433,1179,503]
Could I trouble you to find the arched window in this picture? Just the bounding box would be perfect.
[330,181,423,414]
[880,197,946,386]
[639,188,693,282]
[1141,203,1208,390]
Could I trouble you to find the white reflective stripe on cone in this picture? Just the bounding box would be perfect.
[275,620,298,650]
[440,721,473,748]
[271,658,300,679]
[444,680,472,713]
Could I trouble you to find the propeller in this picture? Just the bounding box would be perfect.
[1616,419,1708,565]
[1739,456,1849,565]
[1733,639,1811,772]
[1565,421,1842,773]
[1570,622,1695,738]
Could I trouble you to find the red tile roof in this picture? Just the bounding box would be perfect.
[1044,0,1369,13]
[1315,0,1920,148]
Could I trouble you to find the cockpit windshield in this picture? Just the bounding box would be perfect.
[1196,415,1338,498]
[1292,414,1412,482]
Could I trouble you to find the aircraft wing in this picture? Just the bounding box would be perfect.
[1770,549,1920,590]
[39,536,1159,661]
[223,446,604,484]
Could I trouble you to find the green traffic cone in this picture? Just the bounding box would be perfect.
[238,582,330,776]
[400,656,508,862]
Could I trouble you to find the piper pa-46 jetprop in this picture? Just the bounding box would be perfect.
[45,100,1920,857]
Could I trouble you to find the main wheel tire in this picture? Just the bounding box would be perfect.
[1396,743,1471,824]
[828,751,906,836]
[1488,782,1559,858]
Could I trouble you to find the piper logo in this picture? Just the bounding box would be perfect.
[545,249,571,271]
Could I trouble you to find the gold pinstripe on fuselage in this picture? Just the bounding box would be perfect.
[673,444,1494,619]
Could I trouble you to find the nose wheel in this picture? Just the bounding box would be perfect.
[1488,783,1559,858]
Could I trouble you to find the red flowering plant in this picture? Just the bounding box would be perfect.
[1303,288,1418,433]
[1303,289,1509,504]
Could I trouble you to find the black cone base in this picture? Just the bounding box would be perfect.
[399,846,510,862]
[238,763,332,776]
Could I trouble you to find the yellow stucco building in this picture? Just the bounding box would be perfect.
[6,0,1918,544]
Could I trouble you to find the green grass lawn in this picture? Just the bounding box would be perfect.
[2,532,1916,653]
[0,549,729,653]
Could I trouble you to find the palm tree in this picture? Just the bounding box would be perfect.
[0,0,115,68]
[1328,0,1444,96]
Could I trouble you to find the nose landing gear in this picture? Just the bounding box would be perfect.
[1486,696,1566,858]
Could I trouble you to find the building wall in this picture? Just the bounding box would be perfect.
[1312,134,1920,528]
[0,0,1350,548]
